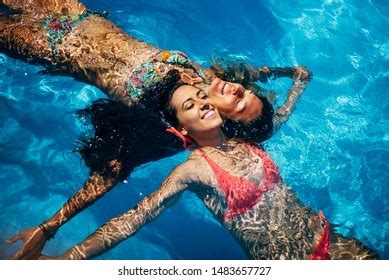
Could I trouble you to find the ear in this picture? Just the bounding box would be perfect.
[180,127,188,136]
[180,69,203,85]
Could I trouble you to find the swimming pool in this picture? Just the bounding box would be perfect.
[0,0,387,259]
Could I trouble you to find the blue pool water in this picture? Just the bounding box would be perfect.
[0,0,388,259]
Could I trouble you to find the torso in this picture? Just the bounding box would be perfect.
[1,12,209,106]
[187,141,326,259]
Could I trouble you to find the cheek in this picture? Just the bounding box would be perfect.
[240,96,263,120]
[177,111,198,128]
[212,95,235,114]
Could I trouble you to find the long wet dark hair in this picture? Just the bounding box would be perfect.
[77,61,274,179]
[76,97,182,181]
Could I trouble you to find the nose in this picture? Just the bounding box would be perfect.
[199,100,210,110]
[230,84,244,97]
[230,85,238,95]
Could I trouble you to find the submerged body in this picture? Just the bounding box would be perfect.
[3,0,344,261]
[56,141,377,260]
[0,8,205,104]
[48,81,377,260]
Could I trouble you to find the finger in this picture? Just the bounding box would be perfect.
[259,66,270,73]
[4,234,22,244]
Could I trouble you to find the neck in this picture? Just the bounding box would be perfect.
[191,129,227,149]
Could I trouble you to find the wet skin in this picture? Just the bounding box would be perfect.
[3,0,345,260]
[49,86,378,260]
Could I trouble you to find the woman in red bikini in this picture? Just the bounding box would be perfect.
[2,1,314,259]
[38,72,378,260]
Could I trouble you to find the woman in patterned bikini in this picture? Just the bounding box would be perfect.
[2,1,312,258]
[39,72,378,260]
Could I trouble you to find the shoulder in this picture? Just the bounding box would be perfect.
[167,150,211,185]
[187,149,203,161]
[175,151,206,176]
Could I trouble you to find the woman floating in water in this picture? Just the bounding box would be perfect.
[1,0,312,259]
[38,70,378,260]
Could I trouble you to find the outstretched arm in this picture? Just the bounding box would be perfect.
[6,160,122,259]
[269,66,312,132]
[238,64,312,130]
[42,160,123,237]
[46,162,193,260]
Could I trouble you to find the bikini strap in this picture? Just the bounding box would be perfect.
[165,127,194,150]
[196,148,225,175]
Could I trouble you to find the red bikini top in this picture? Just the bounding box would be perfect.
[197,143,280,221]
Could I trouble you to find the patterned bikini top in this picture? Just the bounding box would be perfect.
[197,143,280,221]
[126,50,206,100]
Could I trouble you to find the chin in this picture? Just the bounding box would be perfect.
[213,119,224,129]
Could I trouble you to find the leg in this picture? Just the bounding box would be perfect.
[0,13,52,66]
[0,0,86,16]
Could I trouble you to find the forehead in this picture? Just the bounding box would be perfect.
[171,85,201,104]
[194,80,211,92]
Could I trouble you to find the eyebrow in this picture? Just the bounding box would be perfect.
[196,89,204,97]
[181,89,204,110]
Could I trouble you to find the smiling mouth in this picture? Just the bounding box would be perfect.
[202,110,216,119]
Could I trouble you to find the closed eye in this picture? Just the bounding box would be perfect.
[183,101,194,110]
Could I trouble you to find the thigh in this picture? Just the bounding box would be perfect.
[2,0,86,16]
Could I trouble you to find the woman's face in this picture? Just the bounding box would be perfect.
[206,78,264,121]
[170,85,223,137]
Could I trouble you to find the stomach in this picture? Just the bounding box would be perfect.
[224,183,321,259]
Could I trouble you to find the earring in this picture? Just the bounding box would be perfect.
[180,128,188,135]
[165,127,193,150]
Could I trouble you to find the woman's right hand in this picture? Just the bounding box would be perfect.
[5,227,47,260]
[293,66,312,81]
